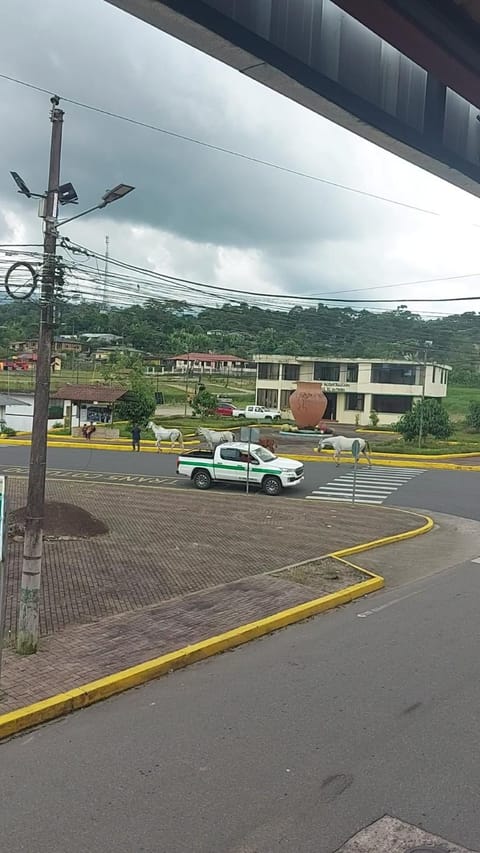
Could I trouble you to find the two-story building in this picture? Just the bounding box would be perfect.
[169,352,249,375]
[255,355,451,426]
[11,336,82,355]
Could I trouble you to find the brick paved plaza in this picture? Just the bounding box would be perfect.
[0,477,421,712]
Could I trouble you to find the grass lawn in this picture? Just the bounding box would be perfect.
[374,427,480,455]
[444,385,480,420]
[0,370,255,408]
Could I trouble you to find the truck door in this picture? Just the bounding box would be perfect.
[216,447,245,482]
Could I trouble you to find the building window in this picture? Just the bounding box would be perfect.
[372,395,412,413]
[371,363,417,385]
[346,363,358,382]
[257,363,279,381]
[345,393,365,411]
[280,389,292,410]
[257,388,279,408]
[313,362,340,382]
[282,363,299,381]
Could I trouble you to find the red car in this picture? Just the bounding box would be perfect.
[215,402,235,416]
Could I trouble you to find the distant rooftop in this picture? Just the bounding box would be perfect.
[0,393,30,407]
[170,352,246,362]
[53,384,127,403]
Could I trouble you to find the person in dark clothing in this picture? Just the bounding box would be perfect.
[132,424,141,452]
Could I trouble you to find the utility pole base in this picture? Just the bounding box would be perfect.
[17,584,40,655]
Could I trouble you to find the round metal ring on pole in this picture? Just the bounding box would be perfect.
[4,261,38,300]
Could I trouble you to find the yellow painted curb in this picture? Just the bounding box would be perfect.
[369,449,480,460]
[3,439,198,454]
[0,573,382,742]
[0,507,434,741]
[297,452,480,471]
[330,509,434,558]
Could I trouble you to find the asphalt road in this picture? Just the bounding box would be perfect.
[2,559,480,852]
[0,444,479,519]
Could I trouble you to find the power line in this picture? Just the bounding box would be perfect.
[61,239,480,304]
[1,71,479,224]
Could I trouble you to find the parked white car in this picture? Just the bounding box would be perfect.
[231,404,282,421]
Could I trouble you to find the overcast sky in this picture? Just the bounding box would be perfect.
[1,0,480,316]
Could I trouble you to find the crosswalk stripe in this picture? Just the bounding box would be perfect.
[306,496,383,504]
[307,465,424,504]
[313,486,394,493]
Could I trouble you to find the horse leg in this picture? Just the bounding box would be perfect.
[335,449,340,467]
[363,447,372,468]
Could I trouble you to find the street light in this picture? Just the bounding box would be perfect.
[9,97,135,656]
[100,184,134,206]
[57,183,135,227]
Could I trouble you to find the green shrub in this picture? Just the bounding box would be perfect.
[0,426,16,437]
[465,401,480,431]
[397,399,453,441]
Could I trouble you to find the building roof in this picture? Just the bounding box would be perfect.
[170,352,246,363]
[254,354,452,369]
[79,333,122,341]
[53,384,127,403]
[0,393,30,407]
[16,352,37,361]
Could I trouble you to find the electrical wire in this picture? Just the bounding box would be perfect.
[60,239,480,305]
[2,71,480,225]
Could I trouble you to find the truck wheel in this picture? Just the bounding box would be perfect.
[238,414,246,419]
[265,416,272,420]
[273,415,281,421]
[192,469,212,490]
[262,475,282,496]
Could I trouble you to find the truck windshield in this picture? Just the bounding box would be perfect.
[255,447,276,462]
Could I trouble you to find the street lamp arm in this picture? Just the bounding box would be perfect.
[56,185,134,228]
[56,203,104,228]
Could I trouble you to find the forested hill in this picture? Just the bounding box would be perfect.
[1,298,479,383]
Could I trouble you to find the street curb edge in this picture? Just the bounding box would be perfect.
[0,510,433,741]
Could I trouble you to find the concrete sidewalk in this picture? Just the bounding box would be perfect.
[0,478,426,714]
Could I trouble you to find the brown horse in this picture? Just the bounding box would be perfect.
[259,436,277,453]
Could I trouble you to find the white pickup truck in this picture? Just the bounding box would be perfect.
[176,442,304,495]
[231,404,282,421]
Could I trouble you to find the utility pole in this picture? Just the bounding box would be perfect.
[103,235,109,304]
[418,340,432,450]
[184,352,190,416]
[17,97,64,655]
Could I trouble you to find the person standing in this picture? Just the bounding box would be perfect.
[132,423,141,452]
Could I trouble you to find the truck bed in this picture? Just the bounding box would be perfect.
[179,450,214,459]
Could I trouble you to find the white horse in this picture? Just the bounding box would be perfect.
[148,421,184,451]
[197,427,234,450]
[317,435,372,467]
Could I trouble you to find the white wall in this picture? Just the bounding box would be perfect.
[4,394,60,432]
